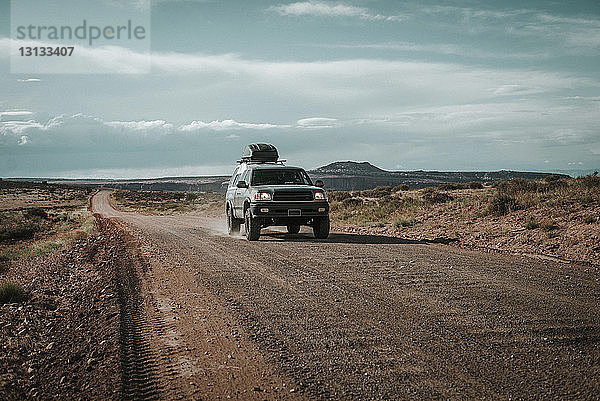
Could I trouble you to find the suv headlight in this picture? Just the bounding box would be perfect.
[253,191,272,201]
[314,191,326,200]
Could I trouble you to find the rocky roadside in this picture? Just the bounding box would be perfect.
[0,218,126,400]
[333,201,600,267]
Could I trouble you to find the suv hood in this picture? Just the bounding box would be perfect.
[251,185,324,191]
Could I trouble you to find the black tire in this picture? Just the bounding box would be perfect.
[227,207,240,235]
[287,224,300,234]
[244,208,261,241]
[313,216,330,239]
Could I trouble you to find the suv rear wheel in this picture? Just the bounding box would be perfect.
[313,216,330,239]
[227,207,240,235]
[244,208,261,241]
[287,224,300,234]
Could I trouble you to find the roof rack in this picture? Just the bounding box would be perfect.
[237,159,286,165]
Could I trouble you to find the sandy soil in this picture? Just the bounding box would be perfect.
[91,190,600,400]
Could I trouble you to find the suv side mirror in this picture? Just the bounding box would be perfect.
[237,180,248,188]
[315,180,324,188]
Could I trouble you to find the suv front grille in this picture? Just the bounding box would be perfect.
[272,190,313,201]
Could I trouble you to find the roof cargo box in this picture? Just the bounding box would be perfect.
[241,143,279,162]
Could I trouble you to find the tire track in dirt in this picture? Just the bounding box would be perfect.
[96,216,162,401]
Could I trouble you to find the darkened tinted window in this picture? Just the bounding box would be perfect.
[251,169,311,186]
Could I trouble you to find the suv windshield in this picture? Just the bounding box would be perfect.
[252,169,312,186]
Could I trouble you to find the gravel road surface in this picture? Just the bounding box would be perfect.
[92,190,600,400]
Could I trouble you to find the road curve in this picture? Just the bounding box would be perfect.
[92,190,600,400]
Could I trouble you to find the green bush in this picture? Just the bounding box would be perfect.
[468,181,484,189]
[526,219,539,230]
[486,193,519,216]
[584,215,596,224]
[0,282,26,304]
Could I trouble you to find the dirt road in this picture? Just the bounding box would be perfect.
[92,190,600,400]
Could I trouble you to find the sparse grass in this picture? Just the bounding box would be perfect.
[114,189,224,216]
[437,182,483,191]
[393,184,410,191]
[332,175,599,228]
[393,217,417,230]
[341,197,363,207]
[0,281,27,304]
[360,186,393,198]
[328,191,353,202]
[0,209,50,242]
[0,253,9,273]
[422,188,452,204]
[469,181,484,189]
[541,221,559,231]
[0,183,95,269]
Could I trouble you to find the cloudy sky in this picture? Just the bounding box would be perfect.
[1,0,599,178]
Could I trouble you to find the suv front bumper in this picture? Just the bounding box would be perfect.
[250,201,329,218]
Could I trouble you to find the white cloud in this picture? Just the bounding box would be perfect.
[16,78,41,83]
[296,117,339,129]
[316,41,550,60]
[490,84,530,95]
[180,120,291,131]
[0,111,34,121]
[0,114,291,148]
[269,1,403,21]
[106,120,174,131]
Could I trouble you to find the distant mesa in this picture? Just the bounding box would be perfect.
[308,161,567,191]
[312,161,386,175]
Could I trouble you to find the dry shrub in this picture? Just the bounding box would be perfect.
[393,184,410,191]
[0,282,27,304]
[360,186,393,198]
[328,191,352,202]
[393,217,416,230]
[422,188,452,204]
[486,193,519,216]
[342,197,363,207]
[66,229,89,242]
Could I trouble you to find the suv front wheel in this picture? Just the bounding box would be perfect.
[244,208,261,241]
[313,216,330,239]
[227,207,240,235]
